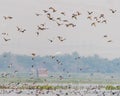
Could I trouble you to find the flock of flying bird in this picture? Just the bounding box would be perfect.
[1,7,117,44]
[0,6,118,79]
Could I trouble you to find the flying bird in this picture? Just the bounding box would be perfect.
[49,7,57,12]
[35,13,42,16]
[36,32,39,36]
[3,38,11,42]
[107,40,112,42]
[43,10,48,13]
[103,35,108,38]
[57,36,66,42]
[110,9,117,13]
[91,22,96,27]
[48,39,53,43]
[3,16,13,20]
[87,16,92,20]
[60,12,65,15]
[99,14,105,18]
[87,11,93,15]
[102,20,107,24]
[31,53,36,56]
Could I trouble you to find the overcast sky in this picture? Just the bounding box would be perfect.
[0,0,120,59]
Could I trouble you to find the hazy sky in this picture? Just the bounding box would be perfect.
[0,0,120,59]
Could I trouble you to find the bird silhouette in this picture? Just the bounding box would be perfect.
[72,14,77,20]
[56,22,63,26]
[37,26,48,30]
[107,40,112,42]
[56,17,61,21]
[103,35,108,38]
[87,11,93,15]
[43,10,48,13]
[57,36,66,42]
[94,17,98,21]
[3,37,11,42]
[87,16,92,20]
[49,7,57,12]
[48,39,53,43]
[20,29,26,33]
[63,20,68,22]
[36,32,39,36]
[99,14,105,18]
[35,13,42,16]
[3,16,13,20]
[110,9,117,13]
[31,53,36,56]
[16,26,21,31]
[66,23,76,27]
[76,11,81,15]
[60,12,65,15]
[16,26,26,33]
[91,22,96,27]
[102,20,107,24]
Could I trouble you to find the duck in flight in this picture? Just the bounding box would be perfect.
[3,16,13,20]
[3,37,11,42]
[110,9,117,13]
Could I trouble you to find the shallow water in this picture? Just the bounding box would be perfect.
[0,84,120,96]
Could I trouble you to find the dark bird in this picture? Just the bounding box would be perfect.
[56,17,61,21]
[72,14,77,20]
[8,16,13,19]
[40,23,45,26]
[3,16,13,20]
[32,53,36,56]
[47,16,55,21]
[3,16,7,20]
[36,32,39,36]
[14,70,18,73]
[35,13,42,16]
[102,20,107,24]
[50,55,55,59]
[57,36,66,42]
[43,10,48,13]
[110,9,117,13]
[63,20,68,22]
[37,26,48,30]
[61,12,65,15]
[87,11,93,15]
[48,39,53,43]
[8,63,12,68]
[103,35,108,38]
[3,38,11,42]
[16,26,21,31]
[66,23,76,27]
[49,7,57,12]
[31,65,34,68]
[107,40,112,42]
[94,17,98,21]
[16,26,26,33]
[56,22,63,26]
[20,29,26,33]
[99,14,105,18]
[76,11,81,15]
[47,13,51,17]
[75,56,80,60]
[97,20,101,23]
[87,16,92,20]
[2,33,8,35]
[91,22,96,27]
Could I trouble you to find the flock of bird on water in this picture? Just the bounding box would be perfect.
[0,6,119,96]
